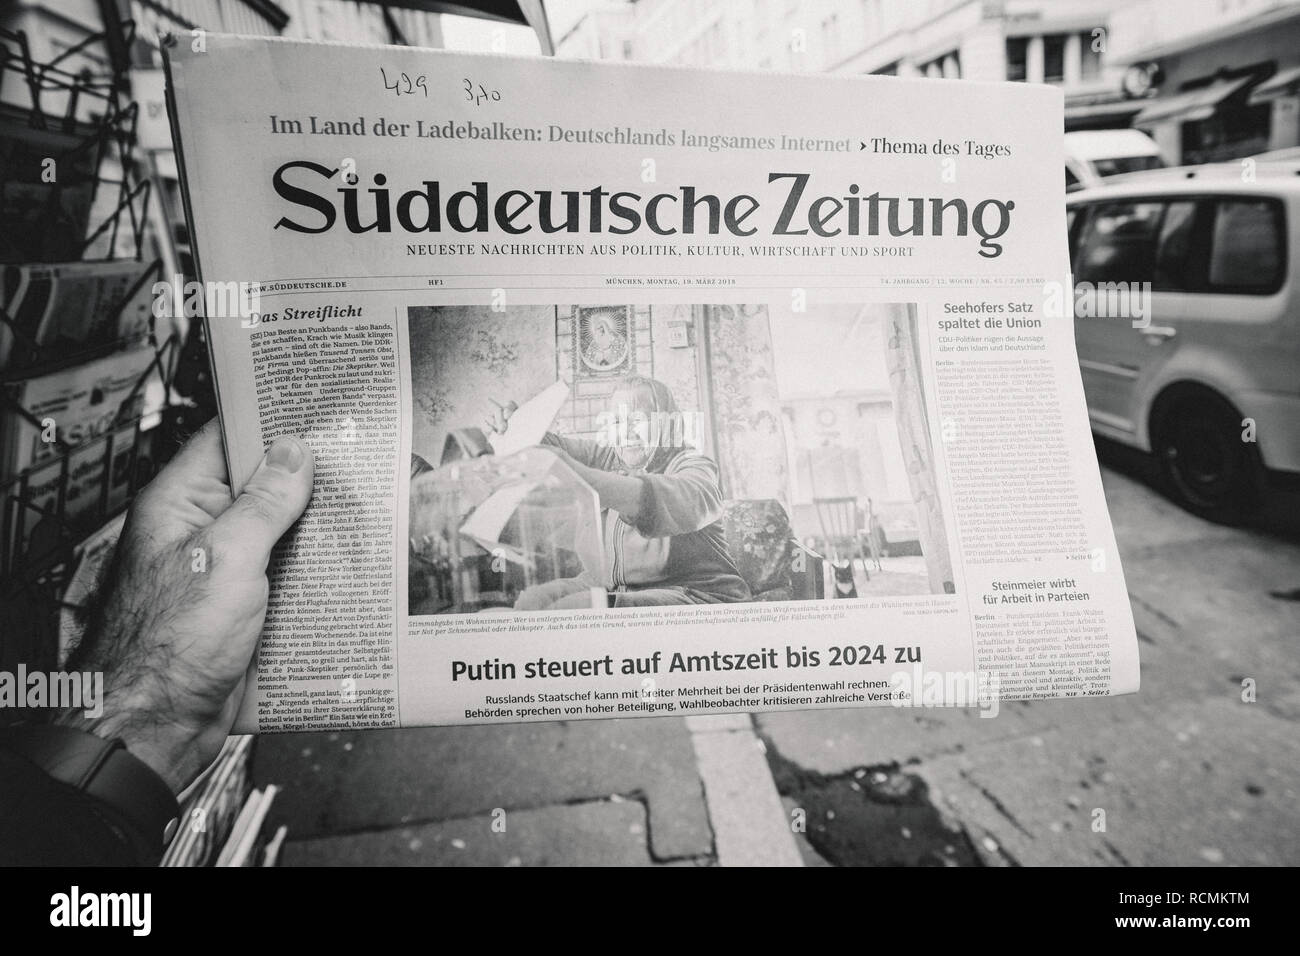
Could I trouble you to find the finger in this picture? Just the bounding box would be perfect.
[139,417,227,498]
[498,401,518,432]
[207,436,314,571]
[132,417,233,525]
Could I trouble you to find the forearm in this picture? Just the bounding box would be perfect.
[61,561,219,794]
[542,431,619,471]
[634,467,723,536]
[568,459,646,521]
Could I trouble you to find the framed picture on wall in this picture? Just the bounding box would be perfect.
[576,306,632,375]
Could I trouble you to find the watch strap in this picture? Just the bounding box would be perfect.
[0,724,180,862]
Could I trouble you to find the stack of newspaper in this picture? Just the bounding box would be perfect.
[161,736,285,867]
[215,785,285,867]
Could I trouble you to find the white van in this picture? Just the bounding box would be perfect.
[1065,129,1166,192]
[1067,165,1300,522]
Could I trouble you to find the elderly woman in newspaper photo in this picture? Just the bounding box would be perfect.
[486,375,751,610]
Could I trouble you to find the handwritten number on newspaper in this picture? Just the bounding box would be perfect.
[463,78,501,105]
[381,66,428,97]
[377,68,498,105]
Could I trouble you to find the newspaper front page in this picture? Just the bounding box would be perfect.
[163,35,1139,733]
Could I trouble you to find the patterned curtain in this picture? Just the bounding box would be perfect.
[884,304,955,593]
[704,304,789,506]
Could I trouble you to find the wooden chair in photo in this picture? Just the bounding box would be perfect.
[812,496,866,598]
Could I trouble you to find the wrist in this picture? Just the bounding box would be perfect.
[65,627,223,794]
[54,700,206,795]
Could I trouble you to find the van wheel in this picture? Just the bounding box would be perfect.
[1152,390,1260,524]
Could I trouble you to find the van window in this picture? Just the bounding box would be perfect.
[1066,166,1081,192]
[1076,201,1164,285]
[1076,199,1199,291]
[1209,198,1284,292]
[1091,155,1164,178]
[1153,200,1197,291]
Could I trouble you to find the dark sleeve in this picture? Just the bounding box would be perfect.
[542,431,621,471]
[0,748,145,866]
[632,451,725,538]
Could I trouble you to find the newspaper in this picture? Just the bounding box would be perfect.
[163,34,1139,733]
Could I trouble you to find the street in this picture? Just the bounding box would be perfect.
[255,450,1300,866]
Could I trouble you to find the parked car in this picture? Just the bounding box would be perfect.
[1067,163,1300,523]
[1065,129,1166,192]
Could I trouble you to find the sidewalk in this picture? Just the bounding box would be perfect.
[253,712,806,866]
[753,469,1300,866]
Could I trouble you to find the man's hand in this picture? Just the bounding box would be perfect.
[482,398,518,436]
[62,419,314,793]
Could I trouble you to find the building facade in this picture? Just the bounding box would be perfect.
[554,1,636,61]
[570,2,1135,126]
[559,0,1300,162]
[1106,0,1300,163]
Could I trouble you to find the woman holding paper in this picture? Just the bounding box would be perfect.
[486,376,751,610]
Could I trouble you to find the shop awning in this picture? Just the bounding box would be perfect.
[1132,75,1252,125]
[1064,100,1144,129]
[1250,65,1300,104]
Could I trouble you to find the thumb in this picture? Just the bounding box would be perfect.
[209,436,314,571]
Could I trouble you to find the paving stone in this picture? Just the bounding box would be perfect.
[253,716,712,860]
[280,800,660,866]
[690,727,802,866]
[781,797,833,867]
[916,696,1300,867]
[684,713,752,733]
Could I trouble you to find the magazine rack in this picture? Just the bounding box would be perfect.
[0,255,161,373]
[0,326,182,678]
[1,10,289,867]
[1,22,152,266]
[0,18,190,682]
